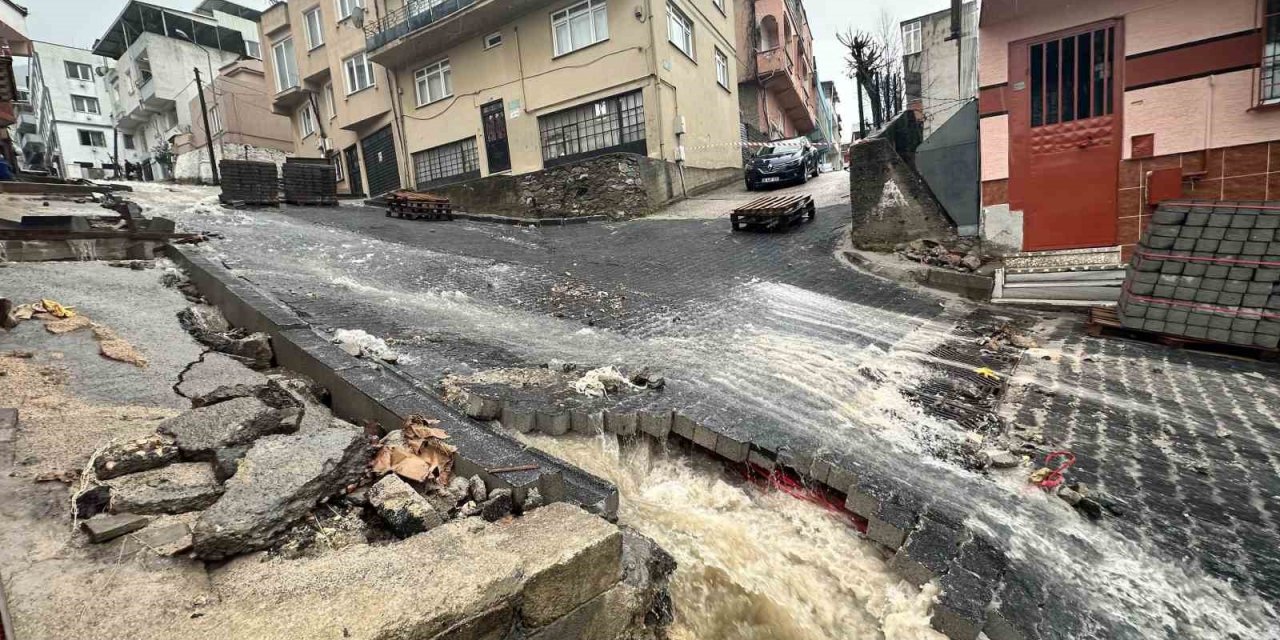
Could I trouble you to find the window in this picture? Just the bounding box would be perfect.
[123,134,136,150]
[667,3,694,59]
[299,104,316,137]
[538,90,645,166]
[333,154,344,182]
[1029,27,1114,127]
[135,50,153,85]
[304,8,325,49]
[714,48,729,88]
[210,106,223,133]
[484,32,503,49]
[71,95,101,114]
[324,82,336,119]
[343,52,375,94]
[65,61,93,81]
[412,137,480,188]
[414,59,452,106]
[1264,0,1280,102]
[903,21,922,55]
[273,38,300,92]
[335,0,362,20]
[165,109,179,129]
[246,40,262,59]
[551,0,608,56]
[78,129,107,147]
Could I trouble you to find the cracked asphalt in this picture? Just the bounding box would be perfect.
[136,175,1280,639]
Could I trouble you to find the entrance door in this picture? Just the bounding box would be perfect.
[344,145,363,197]
[480,100,511,174]
[1009,21,1121,251]
[359,126,401,197]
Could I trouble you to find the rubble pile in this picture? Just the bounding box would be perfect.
[895,238,988,273]
[1,297,149,367]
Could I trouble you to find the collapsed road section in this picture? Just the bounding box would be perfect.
[0,260,669,640]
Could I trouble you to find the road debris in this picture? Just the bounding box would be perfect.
[81,513,150,543]
[36,298,76,318]
[367,474,443,537]
[332,328,400,362]
[44,315,92,334]
[91,324,148,367]
[572,365,638,397]
[372,415,456,484]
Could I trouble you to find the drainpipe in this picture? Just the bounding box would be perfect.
[642,5,668,163]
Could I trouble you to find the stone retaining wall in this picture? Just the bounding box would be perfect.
[423,153,740,220]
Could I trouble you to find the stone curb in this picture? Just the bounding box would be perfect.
[164,246,619,519]
[445,384,1053,640]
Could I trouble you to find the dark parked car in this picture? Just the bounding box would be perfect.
[745,137,820,190]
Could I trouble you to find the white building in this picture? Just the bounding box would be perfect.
[23,41,147,178]
[91,0,264,181]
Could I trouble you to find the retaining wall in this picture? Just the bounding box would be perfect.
[420,153,740,220]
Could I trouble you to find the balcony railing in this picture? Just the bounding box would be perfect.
[364,0,479,52]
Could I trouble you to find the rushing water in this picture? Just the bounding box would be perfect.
[524,433,945,640]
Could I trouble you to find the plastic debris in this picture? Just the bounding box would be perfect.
[573,366,639,397]
[37,299,76,319]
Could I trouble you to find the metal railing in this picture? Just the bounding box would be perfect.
[364,0,479,52]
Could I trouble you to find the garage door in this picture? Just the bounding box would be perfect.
[359,125,401,197]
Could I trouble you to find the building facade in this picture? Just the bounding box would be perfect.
[734,0,817,140]
[93,1,260,181]
[979,0,1280,257]
[814,78,841,168]
[24,42,142,179]
[0,0,30,135]
[172,58,295,181]
[262,0,742,197]
[902,1,977,139]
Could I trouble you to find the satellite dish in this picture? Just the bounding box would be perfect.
[95,67,108,77]
[351,6,365,28]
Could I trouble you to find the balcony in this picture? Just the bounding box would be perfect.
[271,84,309,116]
[260,1,290,37]
[365,0,553,68]
[756,47,817,133]
[112,77,176,129]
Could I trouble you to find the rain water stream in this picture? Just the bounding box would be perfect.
[524,433,945,640]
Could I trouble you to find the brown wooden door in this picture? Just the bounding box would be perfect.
[1009,21,1122,251]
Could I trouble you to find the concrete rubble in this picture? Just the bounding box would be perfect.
[107,462,223,515]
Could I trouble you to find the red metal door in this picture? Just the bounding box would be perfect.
[1009,21,1122,251]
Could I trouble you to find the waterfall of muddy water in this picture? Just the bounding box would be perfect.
[523,433,945,640]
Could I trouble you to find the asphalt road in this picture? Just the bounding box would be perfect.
[136,175,1280,639]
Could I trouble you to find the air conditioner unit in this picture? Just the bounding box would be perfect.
[318,137,333,153]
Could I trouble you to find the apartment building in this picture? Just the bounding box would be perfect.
[172,58,295,181]
[262,0,742,198]
[23,42,145,179]
[734,0,817,140]
[93,0,263,181]
[814,78,841,168]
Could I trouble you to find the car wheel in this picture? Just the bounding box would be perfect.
[745,179,754,191]
[798,169,809,185]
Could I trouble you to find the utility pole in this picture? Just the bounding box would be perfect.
[193,67,220,185]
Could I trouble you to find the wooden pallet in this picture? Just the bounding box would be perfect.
[730,194,815,231]
[386,191,455,221]
[1086,306,1278,361]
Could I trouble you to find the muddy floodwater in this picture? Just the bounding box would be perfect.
[525,434,945,640]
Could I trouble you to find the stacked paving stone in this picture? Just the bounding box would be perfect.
[1118,201,1280,350]
[219,160,280,206]
[282,158,338,206]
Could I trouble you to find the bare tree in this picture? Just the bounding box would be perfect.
[837,28,884,136]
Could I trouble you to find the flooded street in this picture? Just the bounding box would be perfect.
[526,434,944,640]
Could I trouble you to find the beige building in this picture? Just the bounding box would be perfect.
[260,0,742,197]
[173,58,296,181]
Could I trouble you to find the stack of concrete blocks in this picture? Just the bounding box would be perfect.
[1118,201,1280,350]
[282,158,338,206]
[219,160,280,206]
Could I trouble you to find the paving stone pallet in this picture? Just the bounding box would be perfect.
[1117,201,1280,351]
[219,160,279,206]
[282,161,338,207]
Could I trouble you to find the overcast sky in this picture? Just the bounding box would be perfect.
[24,0,947,142]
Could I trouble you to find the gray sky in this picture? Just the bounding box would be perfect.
[25,0,947,142]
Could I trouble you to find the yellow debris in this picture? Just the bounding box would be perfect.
[974,367,1001,380]
[38,299,76,319]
